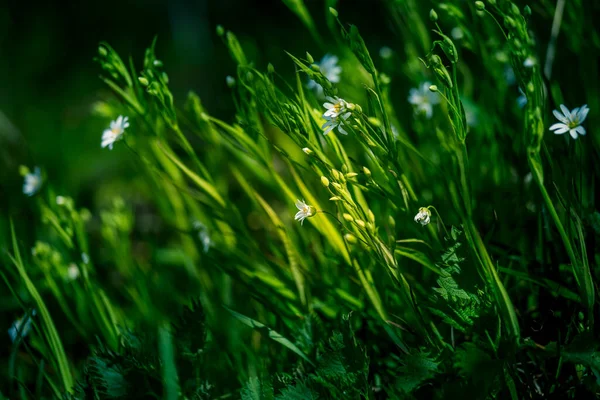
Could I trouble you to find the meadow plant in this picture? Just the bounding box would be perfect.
[2,0,600,398]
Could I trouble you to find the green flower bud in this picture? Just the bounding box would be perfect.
[363,167,371,177]
[524,5,531,16]
[511,4,520,15]
[367,210,375,223]
[332,169,341,180]
[329,7,338,17]
[329,196,342,201]
[321,176,330,187]
[429,9,438,22]
[138,76,149,86]
[306,52,314,64]
[475,1,485,11]
[346,172,358,179]
[355,219,366,228]
[344,233,357,244]
[343,213,354,222]
[216,25,225,36]
[429,84,438,92]
[268,63,275,74]
[310,63,321,72]
[226,76,236,88]
[98,46,108,57]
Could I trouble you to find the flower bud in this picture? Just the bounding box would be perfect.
[367,209,375,223]
[429,85,438,92]
[346,172,358,179]
[341,164,348,173]
[329,7,338,17]
[343,213,354,222]
[475,1,485,11]
[331,182,342,190]
[329,196,342,201]
[98,46,108,57]
[524,5,531,16]
[310,63,321,72]
[306,52,314,64]
[226,76,236,88]
[429,9,438,22]
[355,219,366,228]
[510,3,520,15]
[363,167,371,177]
[268,63,275,74]
[216,25,225,36]
[388,215,396,228]
[344,234,357,244]
[331,169,341,180]
[302,147,312,155]
[138,77,149,86]
[321,176,330,187]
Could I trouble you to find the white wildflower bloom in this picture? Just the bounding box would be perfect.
[523,56,536,68]
[193,221,211,253]
[408,82,440,119]
[322,96,352,135]
[294,199,314,225]
[67,263,80,280]
[302,147,312,155]
[23,167,42,196]
[414,207,431,226]
[307,54,342,97]
[56,195,66,205]
[549,104,589,139]
[379,46,393,59]
[8,310,36,343]
[451,27,464,40]
[101,115,129,150]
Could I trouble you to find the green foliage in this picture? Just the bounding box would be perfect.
[2,0,600,398]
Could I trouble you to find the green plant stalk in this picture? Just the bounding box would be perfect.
[158,323,180,400]
[527,152,595,316]
[9,221,74,392]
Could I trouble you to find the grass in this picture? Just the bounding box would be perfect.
[1,0,600,398]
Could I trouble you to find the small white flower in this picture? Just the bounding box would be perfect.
[67,263,80,280]
[523,56,536,68]
[81,252,90,264]
[56,195,66,205]
[451,27,464,40]
[193,221,211,253]
[408,82,440,119]
[379,46,393,60]
[101,115,129,150]
[8,310,36,343]
[23,167,42,196]
[302,147,312,155]
[226,76,235,88]
[414,207,431,226]
[322,96,352,135]
[294,199,314,225]
[549,104,589,139]
[307,54,342,97]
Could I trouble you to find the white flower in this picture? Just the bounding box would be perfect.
[8,310,36,343]
[408,82,440,119]
[225,76,236,88]
[307,54,342,97]
[193,221,211,253]
[549,104,589,139]
[101,115,129,150]
[23,167,42,196]
[379,46,393,59]
[67,263,80,280]
[56,195,66,205]
[451,27,464,40]
[523,56,536,68]
[294,199,313,225]
[302,147,312,155]
[322,96,352,135]
[81,252,90,264]
[414,207,431,226]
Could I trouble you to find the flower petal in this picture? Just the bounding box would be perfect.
[552,109,568,124]
[550,124,569,134]
[559,104,571,119]
[569,129,578,139]
[575,125,586,136]
[578,105,589,123]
